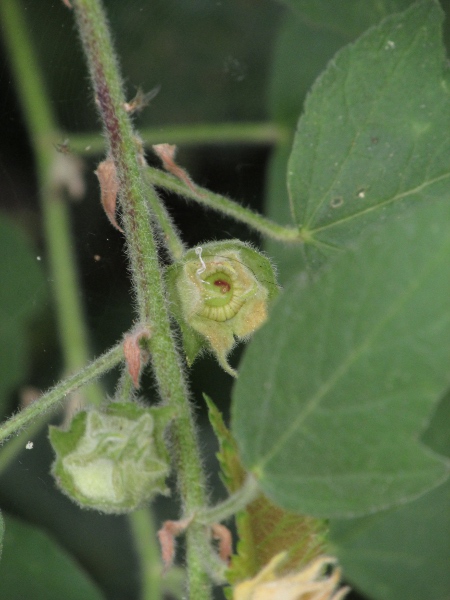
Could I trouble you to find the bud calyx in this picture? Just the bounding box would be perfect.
[166,240,278,376]
[49,402,172,514]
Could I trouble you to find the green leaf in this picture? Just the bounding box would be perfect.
[330,480,450,600]
[265,143,307,285]
[288,0,450,267]
[232,196,450,518]
[205,395,326,585]
[264,12,348,283]
[205,394,246,493]
[278,0,414,39]
[0,511,3,560]
[0,214,47,414]
[0,514,104,600]
[422,387,450,459]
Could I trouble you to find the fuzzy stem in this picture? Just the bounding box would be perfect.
[145,165,302,243]
[197,474,260,526]
[143,175,186,261]
[0,0,102,407]
[67,121,289,156]
[71,1,211,597]
[0,344,123,445]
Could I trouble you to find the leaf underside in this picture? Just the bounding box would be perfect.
[206,396,326,585]
[330,478,450,600]
[288,0,450,268]
[232,194,450,518]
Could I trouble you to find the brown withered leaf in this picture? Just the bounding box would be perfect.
[124,85,160,114]
[95,158,123,233]
[158,518,191,572]
[152,143,202,196]
[123,325,151,388]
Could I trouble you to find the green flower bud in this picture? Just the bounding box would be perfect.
[166,240,278,376]
[49,402,173,514]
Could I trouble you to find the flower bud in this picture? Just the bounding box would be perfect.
[49,402,172,514]
[166,240,278,376]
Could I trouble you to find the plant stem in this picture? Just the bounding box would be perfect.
[0,344,123,445]
[146,165,302,242]
[129,508,163,600]
[143,174,186,261]
[67,121,289,156]
[197,474,260,526]
[71,1,211,597]
[0,0,102,407]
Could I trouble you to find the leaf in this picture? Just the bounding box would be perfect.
[422,386,450,459]
[265,143,307,285]
[0,215,47,415]
[278,0,413,39]
[0,511,3,560]
[205,394,246,492]
[288,0,450,267]
[264,12,348,283]
[0,514,104,600]
[232,195,450,518]
[330,479,450,600]
[205,395,326,585]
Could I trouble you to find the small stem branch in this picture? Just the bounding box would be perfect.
[143,174,185,261]
[146,165,302,243]
[71,1,211,597]
[197,474,260,526]
[0,344,123,445]
[67,121,289,156]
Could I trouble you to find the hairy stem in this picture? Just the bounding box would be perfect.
[0,0,102,407]
[71,1,211,597]
[197,474,260,526]
[0,344,123,445]
[143,174,186,261]
[146,165,302,242]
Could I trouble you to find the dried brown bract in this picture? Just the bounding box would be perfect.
[95,158,123,232]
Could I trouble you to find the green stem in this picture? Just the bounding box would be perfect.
[197,474,260,526]
[67,121,289,156]
[146,165,302,243]
[115,367,138,402]
[71,1,211,598]
[0,344,123,446]
[143,174,186,261]
[129,508,163,600]
[0,0,102,406]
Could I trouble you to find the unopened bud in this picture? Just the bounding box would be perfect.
[166,240,278,376]
[49,402,173,514]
